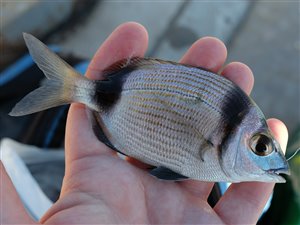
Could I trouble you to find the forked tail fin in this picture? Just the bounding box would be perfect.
[9,33,94,116]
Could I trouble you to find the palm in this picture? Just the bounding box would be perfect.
[43,151,222,224]
[1,22,288,225]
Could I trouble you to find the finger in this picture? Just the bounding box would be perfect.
[181,37,227,73]
[221,62,254,95]
[179,37,227,199]
[86,21,148,80]
[65,22,148,163]
[214,118,288,225]
[267,118,288,151]
[0,163,36,224]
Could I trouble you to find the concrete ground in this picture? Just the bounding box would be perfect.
[56,1,299,134]
[227,2,300,135]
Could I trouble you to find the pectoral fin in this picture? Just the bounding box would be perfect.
[150,166,188,181]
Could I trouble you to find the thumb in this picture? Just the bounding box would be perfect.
[0,163,37,224]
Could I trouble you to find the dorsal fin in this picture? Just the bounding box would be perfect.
[102,57,183,77]
[101,58,135,77]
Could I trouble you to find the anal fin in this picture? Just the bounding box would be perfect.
[150,166,188,181]
[89,110,124,154]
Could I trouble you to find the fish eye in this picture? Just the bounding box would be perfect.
[249,134,274,156]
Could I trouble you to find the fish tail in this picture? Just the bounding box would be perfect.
[9,33,96,117]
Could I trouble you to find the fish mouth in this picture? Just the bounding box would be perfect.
[267,167,290,176]
[265,167,290,183]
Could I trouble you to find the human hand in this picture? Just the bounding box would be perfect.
[2,22,288,224]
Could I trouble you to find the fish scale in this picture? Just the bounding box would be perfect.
[111,106,188,150]
[122,65,249,121]
[124,65,230,97]
[143,68,229,98]
[123,70,227,135]
[128,95,220,141]
[107,104,190,166]
[157,66,240,101]
[100,86,222,174]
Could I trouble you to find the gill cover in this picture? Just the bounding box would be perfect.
[221,108,289,183]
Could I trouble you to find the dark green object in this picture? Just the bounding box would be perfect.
[259,126,300,225]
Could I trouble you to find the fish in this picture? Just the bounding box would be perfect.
[10,33,290,183]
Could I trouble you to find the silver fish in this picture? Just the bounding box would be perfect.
[10,33,290,183]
